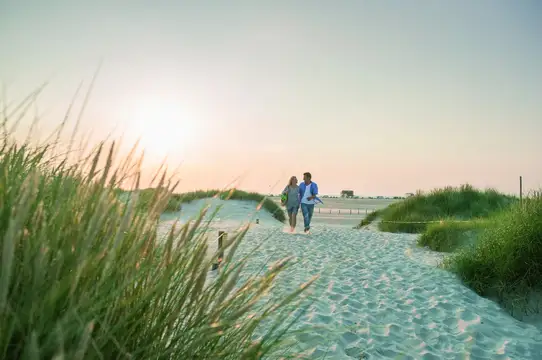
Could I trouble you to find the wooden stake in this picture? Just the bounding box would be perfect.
[212,231,226,271]
[520,176,523,205]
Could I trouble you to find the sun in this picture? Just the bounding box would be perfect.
[128,97,199,159]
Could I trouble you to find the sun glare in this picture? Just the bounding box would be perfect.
[128,97,199,159]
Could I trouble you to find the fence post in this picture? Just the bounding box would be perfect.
[339,209,341,214]
[212,231,226,271]
[358,209,360,214]
[366,209,368,215]
[520,176,523,206]
[329,209,331,214]
[350,209,352,215]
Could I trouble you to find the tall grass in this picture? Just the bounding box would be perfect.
[443,193,542,302]
[358,184,515,233]
[0,136,312,358]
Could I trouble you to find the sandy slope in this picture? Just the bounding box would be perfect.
[158,199,542,359]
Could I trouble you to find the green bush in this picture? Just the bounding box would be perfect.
[358,184,515,233]
[172,189,286,223]
[0,139,310,359]
[417,220,488,252]
[443,194,542,300]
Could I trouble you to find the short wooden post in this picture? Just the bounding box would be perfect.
[520,176,523,206]
[339,209,341,214]
[350,209,352,215]
[358,209,360,214]
[212,231,226,271]
[329,209,331,214]
[366,209,368,214]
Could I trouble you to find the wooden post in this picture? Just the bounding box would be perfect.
[350,209,352,215]
[329,209,331,214]
[520,176,523,205]
[366,209,368,215]
[339,209,341,214]
[358,209,360,215]
[212,231,226,271]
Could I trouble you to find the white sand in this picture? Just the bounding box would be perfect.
[158,199,542,359]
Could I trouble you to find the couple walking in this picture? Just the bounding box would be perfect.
[281,172,322,233]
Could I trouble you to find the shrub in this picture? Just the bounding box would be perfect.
[443,194,542,300]
[0,139,310,359]
[417,219,488,252]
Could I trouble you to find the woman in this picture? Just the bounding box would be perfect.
[282,176,300,232]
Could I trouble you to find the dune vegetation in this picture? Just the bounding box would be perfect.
[417,219,489,253]
[363,184,515,234]
[0,115,310,358]
[124,188,286,223]
[357,185,516,253]
[442,193,542,311]
[172,190,286,223]
[354,209,380,229]
[358,184,542,316]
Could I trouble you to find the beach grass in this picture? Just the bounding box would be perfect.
[132,187,184,213]
[354,209,380,229]
[0,136,311,359]
[120,188,286,223]
[172,189,286,223]
[442,193,542,304]
[417,219,489,252]
[358,184,515,234]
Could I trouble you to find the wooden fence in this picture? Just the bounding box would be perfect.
[314,208,374,215]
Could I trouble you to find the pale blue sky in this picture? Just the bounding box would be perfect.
[1,0,541,195]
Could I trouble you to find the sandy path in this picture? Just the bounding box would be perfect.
[158,200,542,359]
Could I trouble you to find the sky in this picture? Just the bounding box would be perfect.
[1,0,541,196]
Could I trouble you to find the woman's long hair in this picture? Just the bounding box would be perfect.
[287,176,297,188]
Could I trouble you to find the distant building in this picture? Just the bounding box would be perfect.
[341,190,354,198]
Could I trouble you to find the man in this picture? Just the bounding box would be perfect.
[298,172,320,233]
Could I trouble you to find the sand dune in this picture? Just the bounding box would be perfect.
[159,199,542,359]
